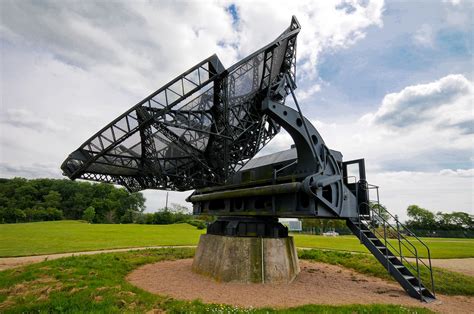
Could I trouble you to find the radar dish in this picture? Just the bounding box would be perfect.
[61,17,300,192]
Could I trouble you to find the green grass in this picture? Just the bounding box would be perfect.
[293,234,474,259]
[0,221,204,257]
[0,248,433,313]
[299,249,474,296]
[1,221,473,258]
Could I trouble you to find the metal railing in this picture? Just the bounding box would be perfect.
[358,182,435,301]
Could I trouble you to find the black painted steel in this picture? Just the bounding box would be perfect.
[207,216,288,238]
[61,17,301,192]
[60,16,436,301]
[347,219,436,302]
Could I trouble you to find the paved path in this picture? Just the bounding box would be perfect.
[1,246,473,277]
[407,257,474,277]
[0,246,196,271]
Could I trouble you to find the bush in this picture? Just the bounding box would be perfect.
[150,210,192,225]
[120,209,137,224]
[24,207,62,222]
[0,208,27,223]
[82,206,95,223]
[187,219,206,229]
[46,207,63,220]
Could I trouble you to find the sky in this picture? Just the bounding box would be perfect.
[0,0,472,221]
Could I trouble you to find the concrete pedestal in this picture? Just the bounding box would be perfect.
[192,234,300,283]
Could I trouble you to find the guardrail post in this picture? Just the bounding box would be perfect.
[382,213,389,273]
[396,215,402,261]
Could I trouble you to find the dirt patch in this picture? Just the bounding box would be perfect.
[127,259,473,313]
[0,276,63,310]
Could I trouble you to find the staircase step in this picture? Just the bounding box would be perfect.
[350,211,436,302]
[422,296,436,303]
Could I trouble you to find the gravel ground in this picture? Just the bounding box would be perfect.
[127,259,473,313]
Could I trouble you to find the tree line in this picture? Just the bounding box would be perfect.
[0,178,145,224]
[301,204,473,238]
[1,178,471,237]
[405,205,473,237]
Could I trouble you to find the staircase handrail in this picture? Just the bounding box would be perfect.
[367,207,424,275]
[359,201,419,258]
[364,183,435,298]
[361,207,421,271]
[367,198,434,279]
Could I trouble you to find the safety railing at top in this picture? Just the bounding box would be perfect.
[358,182,435,301]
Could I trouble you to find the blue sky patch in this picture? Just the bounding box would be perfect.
[227,4,239,25]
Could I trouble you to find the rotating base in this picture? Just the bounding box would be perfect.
[207,216,288,238]
[192,234,300,283]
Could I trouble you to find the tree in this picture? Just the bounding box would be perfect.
[0,178,146,224]
[120,209,136,224]
[82,206,96,223]
[128,193,146,212]
[406,205,436,229]
[104,210,116,224]
[43,191,61,209]
[437,211,474,230]
[46,207,63,221]
[369,202,391,222]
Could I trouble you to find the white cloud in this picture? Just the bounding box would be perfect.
[235,0,384,79]
[141,190,192,213]
[369,169,473,221]
[439,168,474,177]
[1,108,68,132]
[443,0,462,5]
[364,74,473,132]
[0,0,239,95]
[0,162,62,179]
[0,0,385,180]
[0,0,384,92]
[298,85,322,100]
[413,24,434,47]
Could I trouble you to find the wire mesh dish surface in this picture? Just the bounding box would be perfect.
[61,17,300,191]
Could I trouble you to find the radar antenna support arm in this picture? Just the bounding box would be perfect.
[261,87,346,215]
[260,98,326,174]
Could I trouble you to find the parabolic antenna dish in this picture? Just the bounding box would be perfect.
[61,17,300,192]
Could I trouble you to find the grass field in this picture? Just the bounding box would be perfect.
[0,248,434,313]
[1,220,473,258]
[0,221,204,257]
[292,234,474,259]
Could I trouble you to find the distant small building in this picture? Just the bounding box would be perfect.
[323,230,339,237]
[279,218,302,232]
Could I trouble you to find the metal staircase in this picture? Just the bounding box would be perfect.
[346,182,436,302]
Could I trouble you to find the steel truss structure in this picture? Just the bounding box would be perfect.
[61,17,300,192]
[62,16,436,302]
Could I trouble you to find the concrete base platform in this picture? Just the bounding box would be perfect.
[192,234,300,283]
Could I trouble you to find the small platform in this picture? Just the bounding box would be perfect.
[192,234,300,283]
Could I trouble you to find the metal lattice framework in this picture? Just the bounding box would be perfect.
[61,17,300,191]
